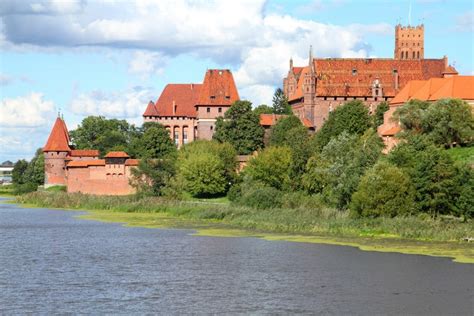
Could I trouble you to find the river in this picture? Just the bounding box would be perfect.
[0,199,473,315]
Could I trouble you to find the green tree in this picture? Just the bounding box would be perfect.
[134,122,177,159]
[12,159,29,185]
[177,140,237,197]
[422,99,473,147]
[253,104,273,115]
[213,100,264,155]
[269,115,311,189]
[350,162,416,218]
[392,99,430,133]
[130,158,176,196]
[23,148,45,186]
[311,100,372,151]
[70,116,138,157]
[388,141,471,217]
[393,98,473,147]
[373,101,389,127]
[243,146,292,191]
[272,88,292,114]
[303,130,383,209]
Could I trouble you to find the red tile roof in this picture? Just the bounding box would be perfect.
[289,58,448,101]
[442,65,458,75]
[145,84,201,118]
[301,117,314,128]
[67,160,106,168]
[259,114,287,126]
[43,117,71,152]
[125,159,139,166]
[104,151,130,158]
[390,76,474,105]
[197,69,239,106]
[70,150,100,157]
[143,100,159,116]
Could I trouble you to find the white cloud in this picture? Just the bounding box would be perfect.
[0,92,56,127]
[128,51,168,79]
[239,84,276,106]
[1,1,393,108]
[70,87,155,121]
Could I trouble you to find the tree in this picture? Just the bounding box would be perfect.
[373,101,389,127]
[12,160,29,185]
[130,158,176,196]
[272,88,292,114]
[269,115,302,146]
[253,104,273,116]
[350,162,416,218]
[134,122,177,159]
[311,100,372,151]
[269,115,311,189]
[243,146,292,191]
[303,130,383,209]
[23,148,45,186]
[388,141,471,217]
[393,98,473,147]
[177,140,237,197]
[70,116,138,157]
[422,99,473,147]
[213,100,264,155]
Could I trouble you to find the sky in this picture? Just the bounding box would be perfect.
[0,0,473,162]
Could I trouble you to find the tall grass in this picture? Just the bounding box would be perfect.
[17,191,473,242]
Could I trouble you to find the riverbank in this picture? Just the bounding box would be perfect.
[15,191,474,263]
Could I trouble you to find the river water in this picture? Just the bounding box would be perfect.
[0,200,473,315]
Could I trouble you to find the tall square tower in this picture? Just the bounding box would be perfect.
[394,24,424,60]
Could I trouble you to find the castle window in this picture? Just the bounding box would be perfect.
[374,97,378,101]
[352,69,357,75]
[207,107,210,113]
[417,51,420,59]
[210,96,216,99]
[225,96,230,99]
[334,97,337,101]
[218,107,222,113]
[210,126,213,131]
[174,130,179,145]
[413,51,416,59]
[393,69,398,74]
[324,97,327,101]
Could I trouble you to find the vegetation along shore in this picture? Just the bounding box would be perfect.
[10,96,474,263]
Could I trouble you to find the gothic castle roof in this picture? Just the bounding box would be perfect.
[288,58,452,101]
[143,69,239,118]
[43,117,71,152]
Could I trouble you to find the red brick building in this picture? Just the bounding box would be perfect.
[143,69,240,147]
[283,24,457,130]
[43,117,138,195]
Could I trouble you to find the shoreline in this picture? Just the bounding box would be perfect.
[9,192,474,264]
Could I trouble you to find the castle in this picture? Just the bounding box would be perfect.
[143,69,240,147]
[283,24,457,129]
[43,117,138,195]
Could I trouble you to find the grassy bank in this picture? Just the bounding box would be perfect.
[15,191,474,263]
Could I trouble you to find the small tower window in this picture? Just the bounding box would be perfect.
[352,69,357,75]
[218,107,222,113]
[207,107,210,113]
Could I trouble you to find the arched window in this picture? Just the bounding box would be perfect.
[417,51,420,59]
[413,51,415,59]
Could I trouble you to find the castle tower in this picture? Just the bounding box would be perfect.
[303,46,317,122]
[394,24,424,60]
[43,116,71,187]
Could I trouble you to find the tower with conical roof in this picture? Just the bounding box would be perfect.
[43,116,71,187]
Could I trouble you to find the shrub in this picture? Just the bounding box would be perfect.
[350,162,416,218]
[243,146,292,191]
[238,186,282,209]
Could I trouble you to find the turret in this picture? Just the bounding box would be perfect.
[43,116,71,187]
[303,45,317,122]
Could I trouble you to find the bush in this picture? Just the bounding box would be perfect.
[238,186,282,209]
[13,183,38,195]
[45,185,67,192]
[243,146,292,191]
[350,162,416,218]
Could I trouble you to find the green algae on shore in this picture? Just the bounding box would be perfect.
[77,209,474,264]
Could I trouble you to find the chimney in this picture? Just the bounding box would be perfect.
[173,100,176,115]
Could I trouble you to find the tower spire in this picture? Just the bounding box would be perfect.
[309,45,313,66]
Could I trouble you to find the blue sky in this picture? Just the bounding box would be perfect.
[0,0,472,162]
